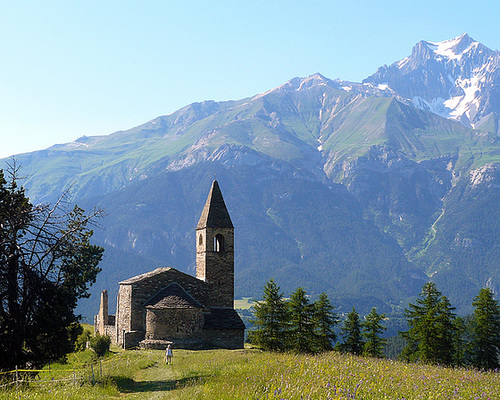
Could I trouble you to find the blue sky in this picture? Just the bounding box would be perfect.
[1,0,499,158]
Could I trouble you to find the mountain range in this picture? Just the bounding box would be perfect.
[3,33,499,318]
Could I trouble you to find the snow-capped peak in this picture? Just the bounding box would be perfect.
[363,34,500,128]
[426,33,477,61]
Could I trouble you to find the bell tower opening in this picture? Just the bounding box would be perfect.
[214,234,224,252]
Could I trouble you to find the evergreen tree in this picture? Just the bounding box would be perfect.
[340,307,363,355]
[313,292,338,352]
[434,295,456,365]
[249,279,289,351]
[400,282,456,365]
[471,287,500,370]
[452,316,470,367]
[288,287,316,353]
[362,307,387,358]
[0,166,103,370]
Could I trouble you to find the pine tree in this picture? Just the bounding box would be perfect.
[288,287,316,353]
[434,295,456,365]
[313,292,338,352]
[249,279,289,351]
[340,306,363,355]
[452,316,470,367]
[400,282,456,365]
[362,307,387,358]
[471,287,500,370]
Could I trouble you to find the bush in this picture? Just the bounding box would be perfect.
[90,334,111,357]
[75,330,91,352]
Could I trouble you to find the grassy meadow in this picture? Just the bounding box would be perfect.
[1,346,500,399]
[234,297,256,310]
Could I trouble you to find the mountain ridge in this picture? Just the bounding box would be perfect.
[2,34,499,317]
[364,33,500,129]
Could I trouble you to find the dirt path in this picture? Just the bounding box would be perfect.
[119,353,180,399]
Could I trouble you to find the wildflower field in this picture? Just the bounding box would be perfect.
[1,347,500,399]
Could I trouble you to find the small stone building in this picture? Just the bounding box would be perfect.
[95,181,245,349]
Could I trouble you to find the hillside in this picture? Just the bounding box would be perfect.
[2,35,499,318]
[6,348,500,399]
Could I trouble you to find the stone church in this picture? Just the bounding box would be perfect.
[95,181,245,349]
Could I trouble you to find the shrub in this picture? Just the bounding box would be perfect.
[75,330,91,352]
[90,334,111,357]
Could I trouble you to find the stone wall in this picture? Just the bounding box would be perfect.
[104,264,244,350]
[95,290,117,342]
[95,290,108,335]
[145,308,204,340]
[103,322,117,343]
[115,284,132,346]
[123,330,144,349]
[116,268,209,348]
[196,227,234,308]
[203,329,244,350]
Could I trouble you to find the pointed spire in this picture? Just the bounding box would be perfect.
[197,180,233,229]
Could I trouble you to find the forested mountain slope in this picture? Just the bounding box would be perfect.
[3,36,499,317]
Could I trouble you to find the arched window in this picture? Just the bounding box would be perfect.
[214,234,225,253]
[199,234,203,246]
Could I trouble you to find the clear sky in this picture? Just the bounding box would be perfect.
[1,0,499,159]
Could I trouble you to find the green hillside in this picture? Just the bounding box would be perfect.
[4,347,500,399]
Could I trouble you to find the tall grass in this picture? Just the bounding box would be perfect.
[168,349,500,399]
[1,347,499,399]
[0,347,155,400]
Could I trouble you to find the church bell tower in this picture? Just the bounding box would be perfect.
[196,180,234,308]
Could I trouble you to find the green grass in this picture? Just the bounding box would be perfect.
[234,297,255,310]
[2,346,500,399]
[168,350,500,399]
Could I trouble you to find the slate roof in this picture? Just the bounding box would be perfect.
[196,180,234,229]
[119,267,197,285]
[144,283,203,309]
[203,308,245,330]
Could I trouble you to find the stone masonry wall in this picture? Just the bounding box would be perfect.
[145,308,204,340]
[116,269,209,348]
[203,329,244,350]
[123,330,144,349]
[103,323,117,343]
[115,284,132,346]
[196,227,234,308]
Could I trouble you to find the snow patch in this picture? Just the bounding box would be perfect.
[65,141,88,149]
[412,96,450,118]
[428,36,464,60]
[427,34,479,62]
[398,56,410,68]
[444,74,483,120]
[299,80,326,91]
[427,43,438,51]
[317,138,323,152]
